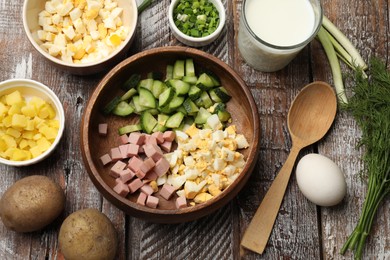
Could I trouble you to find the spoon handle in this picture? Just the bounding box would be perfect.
[241,145,301,254]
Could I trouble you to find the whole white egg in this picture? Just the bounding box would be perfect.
[296,153,347,207]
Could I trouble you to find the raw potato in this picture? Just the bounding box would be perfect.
[59,208,118,260]
[0,175,65,232]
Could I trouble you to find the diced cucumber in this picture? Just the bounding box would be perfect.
[158,114,170,126]
[152,123,167,133]
[165,65,173,80]
[217,109,231,122]
[138,78,154,92]
[188,85,202,101]
[182,76,198,85]
[118,124,142,135]
[196,91,213,108]
[209,88,222,103]
[183,98,199,115]
[185,58,196,77]
[145,108,159,115]
[122,74,141,91]
[139,87,157,108]
[158,87,175,107]
[168,95,185,109]
[112,101,134,116]
[199,68,221,86]
[158,105,174,115]
[132,95,149,113]
[141,111,158,134]
[152,80,166,99]
[213,87,231,102]
[176,105,188,116]
[102,96,120,115]
[194,107,212,124]
[167,79,190,96]
[120,88,137,101]
[196,73,215,89]
[173,60,185,79]
[165,111,185,128]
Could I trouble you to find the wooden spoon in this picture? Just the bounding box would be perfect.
[241,81,337,254]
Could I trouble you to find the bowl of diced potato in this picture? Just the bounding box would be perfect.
[22,0,138,75]
[0,79,65,166]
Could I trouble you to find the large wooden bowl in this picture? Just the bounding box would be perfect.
[81,46,260,223]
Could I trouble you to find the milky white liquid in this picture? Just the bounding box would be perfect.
[237,0,320,72]
[246,0,315,46]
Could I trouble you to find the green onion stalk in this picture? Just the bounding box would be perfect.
[316,15,368,104]
[138,0,153,14]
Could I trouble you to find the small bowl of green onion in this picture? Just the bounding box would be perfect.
[169,0,226,47]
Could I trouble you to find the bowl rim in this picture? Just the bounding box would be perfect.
[22,0,138,68]
[0,78,65,167]
[168,0,226,44]
[81,46,260,222]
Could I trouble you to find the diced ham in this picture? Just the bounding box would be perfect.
[163,131,176,142]
[136,192,147,206]
[154,157,170,177]
[98,123,108,136]
[128,178,143,193]
[152,131,164,144]
[110,147,122,161]
[128,156,143,172]
[128,132,145,145]
[138,145,144,154]
[140,184,154,195]
[113,181,129,197]
[146,195,159,208]
[143,143,163,162]
[119,144,129,159]
[160,183,176,200]
[110,160,127,178]
[145,135,157,146]
[140,157,155,174]
[144,170,158,181]
[119,134,129,144]
[100,153,112,166]
[127,143,139,157]
[119,168,135,183]
[160,141,173,153]
[175,196,187,209]
[135,169,146,179]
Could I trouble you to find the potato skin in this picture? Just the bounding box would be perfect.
[0,175,65,233]
[58,208,118,260]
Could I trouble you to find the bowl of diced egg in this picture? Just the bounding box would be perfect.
[0,79,65,166]
[22,0,138,75]
[81,46,260,223]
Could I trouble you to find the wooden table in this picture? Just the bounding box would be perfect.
[0,0,389,259]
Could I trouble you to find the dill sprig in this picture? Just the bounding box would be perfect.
[340,58,390,259]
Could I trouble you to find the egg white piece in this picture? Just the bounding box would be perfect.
[296,153,347,207]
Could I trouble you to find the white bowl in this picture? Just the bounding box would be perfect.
[0,79,65,166]
[168,0,226,47]
[22,0,138,75]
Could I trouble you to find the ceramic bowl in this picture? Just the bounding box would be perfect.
[0,79,65,167]
[22,0,138,75]
[81,46,260,223]
[168,0,226,47]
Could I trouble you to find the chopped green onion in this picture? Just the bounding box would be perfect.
[173,0,220,38]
